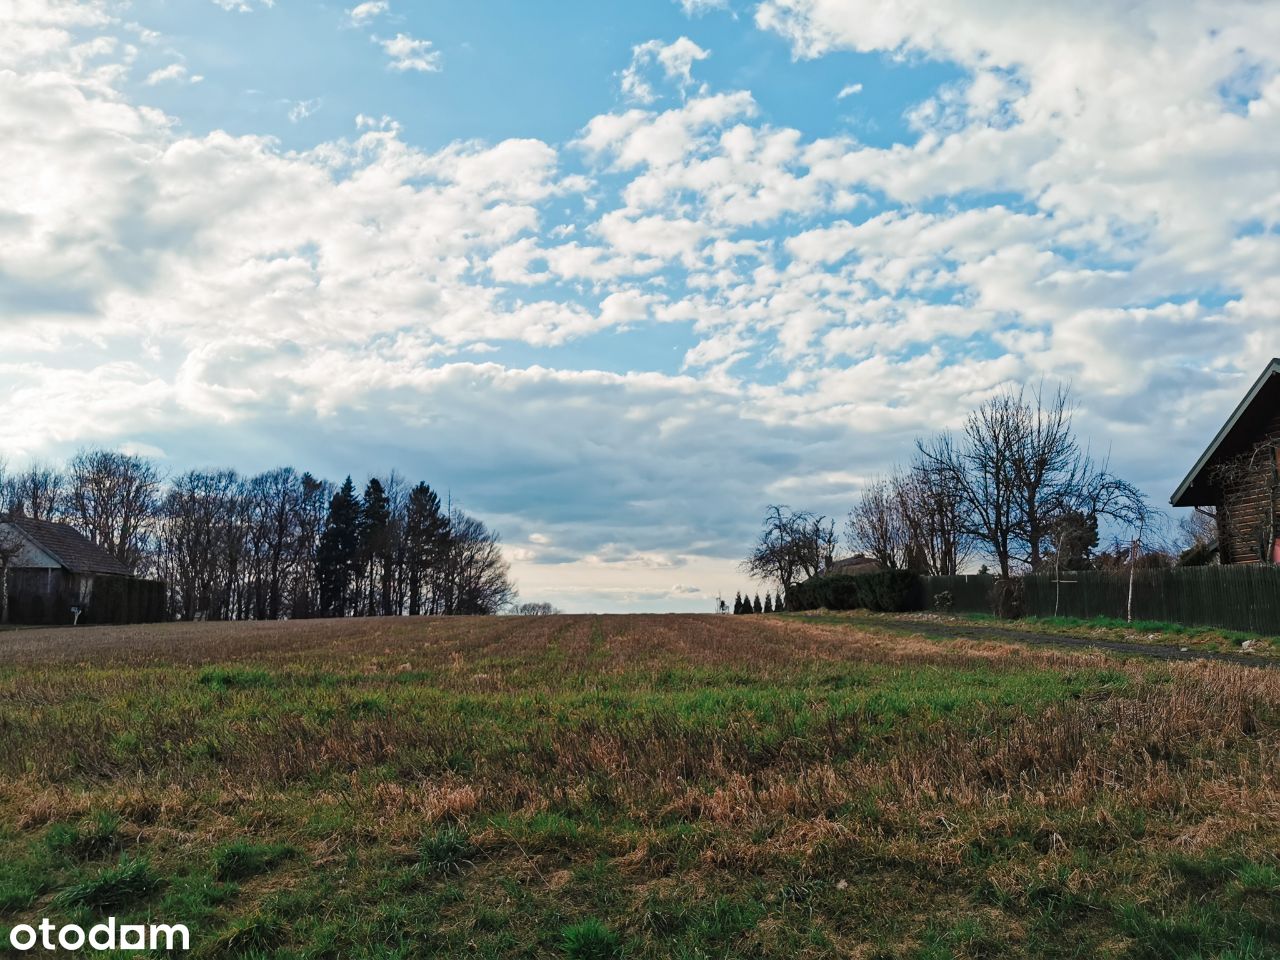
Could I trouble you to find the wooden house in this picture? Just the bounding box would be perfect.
[0,515,164,624]
[1170,358,1280,564]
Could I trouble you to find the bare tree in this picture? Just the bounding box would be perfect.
[897,460,974,575]
[66,449,162,572]
[443,510,517,615]
[4,462,65,520]
[846,478,908,570]
[515,601,560,616]
[917,385,1147,577]
[918,411,1020,577]
[0,523,23,625]
[744,505,836,588]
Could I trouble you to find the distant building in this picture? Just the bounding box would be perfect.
[1171,358,1280,564]
[0,516,164,625]
[826,555,882,577]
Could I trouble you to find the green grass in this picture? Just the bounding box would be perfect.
[51,857,160,910]
[212,841,297,882]
[0,614,1277,958]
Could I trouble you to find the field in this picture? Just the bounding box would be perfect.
[1,614,1278,959]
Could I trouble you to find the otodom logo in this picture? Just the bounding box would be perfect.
[9,918,190,952]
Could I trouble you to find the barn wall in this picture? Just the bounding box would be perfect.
[1215,408,1280,564]
[3,570,167,625]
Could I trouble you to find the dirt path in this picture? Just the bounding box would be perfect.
[848,616,1279,669]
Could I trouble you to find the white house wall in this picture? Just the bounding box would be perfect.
[0,522,63,570]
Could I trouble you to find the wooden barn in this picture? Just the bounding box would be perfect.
[1171,358,1280,564]
[0,515,166,625]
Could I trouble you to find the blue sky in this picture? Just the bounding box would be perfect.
[2,0,1279,611]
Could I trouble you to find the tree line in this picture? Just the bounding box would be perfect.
[731,590,783,614]
[746,385,1156,591]
[0,450,517,619]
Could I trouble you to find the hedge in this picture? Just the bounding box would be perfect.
[786,570,923,613]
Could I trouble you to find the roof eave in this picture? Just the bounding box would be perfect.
[1169,358,1280,508]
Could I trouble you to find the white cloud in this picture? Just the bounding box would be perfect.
[145,63,200,85]
[347,1,387,25]
[287,98,321,122]
[836,82,861,99]
[377,33,441,73]
[676,0,729,15]
[5,0,1280,610]
[209,0,274,11]
[620,37,710,103]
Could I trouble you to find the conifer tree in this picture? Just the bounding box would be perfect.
[317,477,361,617]
[752,593,763,614]
[360,477,391,616]
[404,482,448,615]
[763,593,773,613]
[775,589,785,613]
[733,592,743,614]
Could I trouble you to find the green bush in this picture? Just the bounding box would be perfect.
[786,570,923,613]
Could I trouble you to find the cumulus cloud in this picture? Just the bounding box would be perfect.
[348,1,387,25]
[145,63,201,85]
[377,32,441,72]
[676,0,729,15]
[620,37,710,103]
[4,0,1280,610]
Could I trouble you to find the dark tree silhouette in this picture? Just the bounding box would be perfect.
[318,477,362,617]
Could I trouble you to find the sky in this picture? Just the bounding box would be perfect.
[2,0,1279,613]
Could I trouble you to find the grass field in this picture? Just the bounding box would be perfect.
[1,614,1278,959]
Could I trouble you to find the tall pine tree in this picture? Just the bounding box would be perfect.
[752,593,763,614]
[317,477,361,617]
[733,591,743,614]
[404,482,448,615]
[360,477,391,616]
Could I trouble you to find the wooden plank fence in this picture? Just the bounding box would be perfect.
[922,566,1280,635]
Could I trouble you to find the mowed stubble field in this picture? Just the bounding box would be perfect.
[1,614,1278,959]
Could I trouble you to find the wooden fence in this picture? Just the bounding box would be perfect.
[920,574,995,614]
[922,566,1280,635]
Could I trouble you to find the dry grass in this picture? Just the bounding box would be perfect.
[1,614,1278,958]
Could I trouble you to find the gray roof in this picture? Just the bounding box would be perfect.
[1170,358,1280,508]
[3,516,133,576]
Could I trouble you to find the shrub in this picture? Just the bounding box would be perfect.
[990,578,1025,620]
[933,590,954,612]
[786,571,923,613]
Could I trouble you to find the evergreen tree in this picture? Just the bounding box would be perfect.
[775,589,785,613]
[752,593,763,614]
[316,477,361,617]
[733,592,743,614]
[740,589,754,613]
[404,482,448,615]
[763,593,773,613]
[360,477,391,616]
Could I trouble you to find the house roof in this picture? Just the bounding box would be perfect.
[2,516,133,576]
[828,555,882,576]
[1170,358,1280,508]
